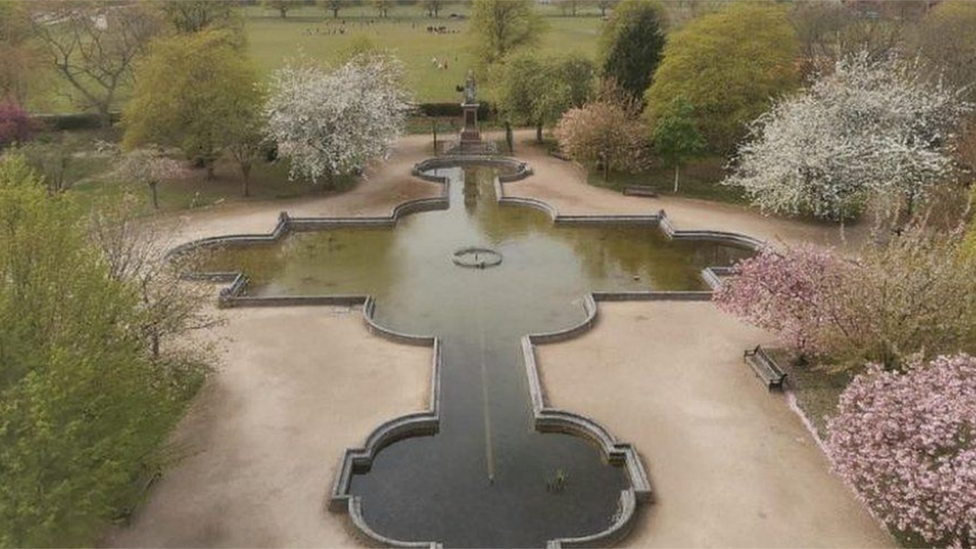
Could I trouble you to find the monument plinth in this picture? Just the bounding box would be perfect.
[459,101,481,146]
[448,70,494,155]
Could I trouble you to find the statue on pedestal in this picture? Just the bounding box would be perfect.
[464,70,477,105]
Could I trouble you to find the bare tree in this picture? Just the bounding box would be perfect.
[88,195,221,359]
[30,1,162,126]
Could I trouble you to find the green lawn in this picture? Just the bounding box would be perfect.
[29,5,605,112]
[245,5,603,103]
[583,155,748,204]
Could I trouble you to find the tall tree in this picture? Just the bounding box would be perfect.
[597,0,665,101]
[468,0,546,68]
[594,0,617,18]
[159,0,241,34]
[319,0,356,19]
[371,0,394,18]
[29,1,163,126]
[724,52,970,221]
[265,54,411,187]
[0,2,41,105]
[0,155,208,546]
[652,97,705,193]
[122,30,263,181]
[644,2,800,152]
[422,0,448,18]
[494,52,593,142]
[262,0,303,18]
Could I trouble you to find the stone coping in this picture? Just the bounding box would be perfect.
[168,156,768,548]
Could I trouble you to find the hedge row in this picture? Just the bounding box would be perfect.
[30,104,495,132]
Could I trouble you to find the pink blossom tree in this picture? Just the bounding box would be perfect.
[713,245,851,358]
[826,354,976,547]
[0,102,32,149]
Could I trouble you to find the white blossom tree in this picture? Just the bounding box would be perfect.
[725,51,971,220]
[265,54,411,187]
[116,148,186,210]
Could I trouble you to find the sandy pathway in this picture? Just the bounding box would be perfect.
[103,133,892,547]
[506,137,869,249]
[102,307,431,548]
[536,301,894,548]
[164,134,441,247]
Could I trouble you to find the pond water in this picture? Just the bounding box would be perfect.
[190,166,751,547]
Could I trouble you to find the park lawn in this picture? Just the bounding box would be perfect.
[584,155,748,204]
[245,7,603,103]
[71,154,353,216]
[766,348,854,439]
[29,6,605,112]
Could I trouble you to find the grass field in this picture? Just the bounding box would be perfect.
[29,4,606,112]
[245,5,603,103]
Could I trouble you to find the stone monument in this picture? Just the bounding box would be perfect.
[459,70,484,153]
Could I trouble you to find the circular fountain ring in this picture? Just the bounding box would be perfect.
[452,246,503,269]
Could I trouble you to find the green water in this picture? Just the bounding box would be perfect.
[191,166,751,547]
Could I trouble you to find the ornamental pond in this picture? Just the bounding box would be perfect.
[187,164,752,548]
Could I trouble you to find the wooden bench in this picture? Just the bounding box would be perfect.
[548,150,572,162]
[743,345,787,390]
[622,185,659,198]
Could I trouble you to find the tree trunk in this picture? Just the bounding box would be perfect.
[151,333,160,358]
[536,122,543,144]
[241,165,251,198]
[97,104,113,128]
[603,155,610,181]
[206,162,215,181]
[279,8,287,18]
[149,181,159,210]
[325,170,335,190]
[673,164,680,193]
[332,8,339,18]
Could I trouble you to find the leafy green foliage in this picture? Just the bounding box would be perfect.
[261,0,303,18]
[122,30,263,179]
[493,52,593,142]
[468,0,546,68]
[644,2,800,152]
[0,155,205,546]
[597,0,665,101]
[159,0,244,38]
[653,97,706,192]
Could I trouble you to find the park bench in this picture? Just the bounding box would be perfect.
[548,149,572,162]
[743,345,787,390]
[622,185,659,198]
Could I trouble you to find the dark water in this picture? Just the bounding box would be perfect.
[192,166,751,547]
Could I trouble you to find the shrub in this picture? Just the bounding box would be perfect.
[826,354,976,547]
[554,85,647,180]
[0,102,31,148]
[715,224,976,370]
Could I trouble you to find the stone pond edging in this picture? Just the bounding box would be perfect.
[166,156,769,548]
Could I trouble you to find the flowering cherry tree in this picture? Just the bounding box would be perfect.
[826,354,976,547]
[265,54,411,186]
[116,148,186,210]
[554,86,647,180]
[725,51,970,220]
[713,245,850,357]
[715,224,976,369]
